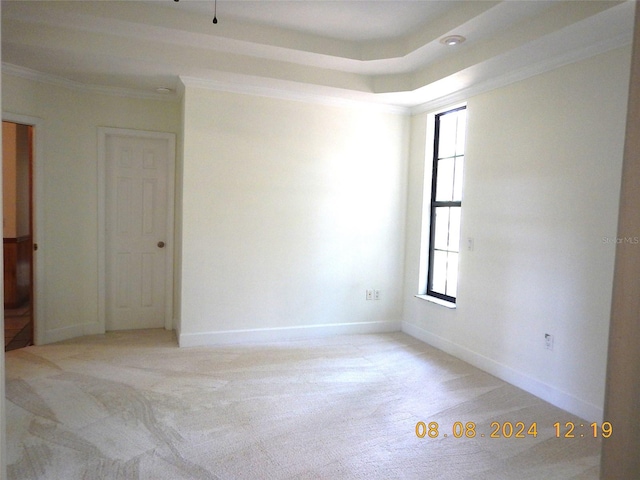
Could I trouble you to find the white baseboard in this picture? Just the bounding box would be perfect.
[179,320,401,348]
[41,322,104,345]
[42,324,85,344]
[83,322,105,336]
[173,319,181,341]
[401,321,603,423]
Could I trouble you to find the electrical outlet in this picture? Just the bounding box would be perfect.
[545,333,554,351]
[366,290,373,300]
[374,290,380,300]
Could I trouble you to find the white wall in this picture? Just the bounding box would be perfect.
[403,46,632,422]
[1,74,180,343]
[179,87,408,345]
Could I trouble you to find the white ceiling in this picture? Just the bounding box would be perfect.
[163,1,461,42]
[1,0,635,111]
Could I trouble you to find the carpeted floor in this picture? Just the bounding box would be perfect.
[5,329,601,479]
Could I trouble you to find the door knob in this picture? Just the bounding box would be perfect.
[157,241,165,248]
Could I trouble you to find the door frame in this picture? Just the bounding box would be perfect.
[2,112,45,345]
[97,127,176,333]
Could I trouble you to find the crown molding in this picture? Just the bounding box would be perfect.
[1,63,179,102]
[1,62,408,113]
[2,21,632,117]
[178,75,410,115]
[410,29,633,116]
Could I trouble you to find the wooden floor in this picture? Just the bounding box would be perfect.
[4,303,32,351]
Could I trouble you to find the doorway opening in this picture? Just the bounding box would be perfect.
[3,121,34,351]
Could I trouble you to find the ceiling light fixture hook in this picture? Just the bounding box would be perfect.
[173,0,218,24]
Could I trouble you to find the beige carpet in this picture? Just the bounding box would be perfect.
[5,329,601,479]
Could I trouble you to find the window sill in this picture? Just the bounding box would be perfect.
[414,295,456,309]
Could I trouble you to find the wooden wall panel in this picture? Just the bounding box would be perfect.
[3,236,30,309]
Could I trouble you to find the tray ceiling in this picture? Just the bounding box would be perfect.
[1,0,635,110]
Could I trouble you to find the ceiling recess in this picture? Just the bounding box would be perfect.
[440,35,466,46]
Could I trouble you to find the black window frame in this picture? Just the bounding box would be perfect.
[427,105,466,304]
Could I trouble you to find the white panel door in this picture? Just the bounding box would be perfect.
[105,134,171,330]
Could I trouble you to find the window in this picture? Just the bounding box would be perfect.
[424,106,467,304]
